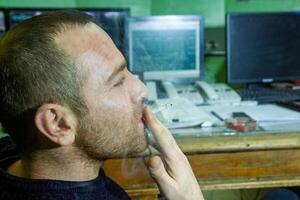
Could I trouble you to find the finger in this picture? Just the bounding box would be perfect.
[143,106,181,157]
[144,156,176,196]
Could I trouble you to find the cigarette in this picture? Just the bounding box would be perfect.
[152,103,172,114]
[144,102,172,149]
[143,99,172,114]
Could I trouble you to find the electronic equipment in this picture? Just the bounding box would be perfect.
[126,15,207,106]
[145,80,205,105]
[125,15,204,81]
[6,8,130,54]
[195,81,241,105]
[146,81,241,129]
[238,87,300,103]
[171,83,205,105]
[161,81,241,105]
[125,15,241,127]
[146,80,241,105]
[227,12,300,84]
[0,10,5,36]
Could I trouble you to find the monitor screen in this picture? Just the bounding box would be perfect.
[126,16,204,81]
[227,12,300,84]
[0,10,5,36]
[7,8,129,54]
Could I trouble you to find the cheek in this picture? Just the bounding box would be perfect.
[94,96,134,123]
[104,87,133,111]
[106,94,131,112]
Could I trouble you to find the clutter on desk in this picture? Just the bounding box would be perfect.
[208,104,300,132]
[225,112,257,132]
[151,97,214,129]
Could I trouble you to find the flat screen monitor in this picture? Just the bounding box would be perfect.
[126,16,204,81]
[227,12,300,84]
[7,8,129,54]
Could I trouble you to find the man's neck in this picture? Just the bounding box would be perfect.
[7,146,102,181]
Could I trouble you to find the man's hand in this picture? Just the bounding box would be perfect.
[143,107,204,200]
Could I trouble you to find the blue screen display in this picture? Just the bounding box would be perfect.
[131,29,196,72]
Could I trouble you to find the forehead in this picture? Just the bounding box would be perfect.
[54,22,124,78]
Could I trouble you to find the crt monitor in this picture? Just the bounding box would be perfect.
[227,12,300,84]
[125,16,204,81]
[7,8,130,54]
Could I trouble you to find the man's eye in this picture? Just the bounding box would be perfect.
[114,78,125,87]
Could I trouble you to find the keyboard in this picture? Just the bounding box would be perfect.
[238,88,300,103]
[152,97,213,129]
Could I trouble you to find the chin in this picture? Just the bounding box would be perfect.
[127,135,148,157]
[136,140,148,152]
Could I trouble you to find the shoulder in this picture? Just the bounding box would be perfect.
[0,136,17,158]
[100,169,131,200]
[0,136,18,168]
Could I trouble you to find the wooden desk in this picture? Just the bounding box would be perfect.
[103,132,300,199]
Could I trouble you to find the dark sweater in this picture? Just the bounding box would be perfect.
[0,137,131,200]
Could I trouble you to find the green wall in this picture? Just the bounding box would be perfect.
[0,0,76,8]
[0,0,299,27]
[75,0,151,16]
[0,0,151,16]
[152,0,225,27]
[0,130,7,138]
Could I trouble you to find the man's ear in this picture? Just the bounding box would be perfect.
[34,104,77,146]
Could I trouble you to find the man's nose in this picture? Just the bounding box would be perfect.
[136,81,149,105]
[130,75,148,106]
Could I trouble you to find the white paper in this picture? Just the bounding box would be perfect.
[205,104,300,131]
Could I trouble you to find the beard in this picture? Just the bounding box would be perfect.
[74,108,147,160]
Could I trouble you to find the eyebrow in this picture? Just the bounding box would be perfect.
[106,61,126,83]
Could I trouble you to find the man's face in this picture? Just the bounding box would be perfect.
[56,23,148,159]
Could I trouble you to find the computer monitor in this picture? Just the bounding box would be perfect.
[227,12,300,84]
[126,16,204,81]
[0,10,5,36]
[7,8,130,54]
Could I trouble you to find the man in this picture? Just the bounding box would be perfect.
[0,10,203,199]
